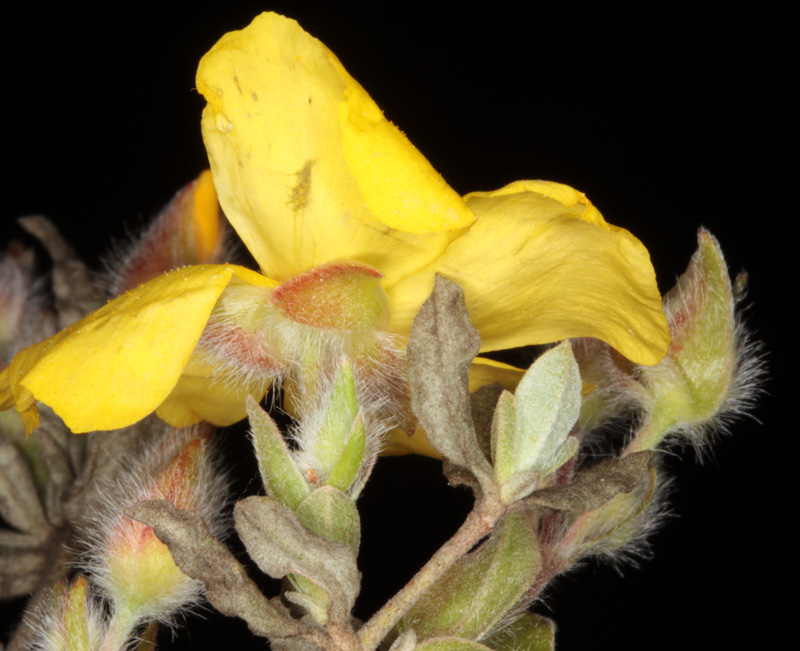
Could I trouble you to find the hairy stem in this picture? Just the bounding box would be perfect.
[357,503,501,650]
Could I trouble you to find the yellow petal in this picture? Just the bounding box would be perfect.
[0,264,262,433]
[191,169,223,262]
[197,12,473,283]
[387,181,670,366]
[155,374,265,428]
[468,356,526,392]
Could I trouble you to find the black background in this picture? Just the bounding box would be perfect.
[2,2,793,649]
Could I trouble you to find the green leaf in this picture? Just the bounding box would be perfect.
[524,451,654,513]
[315,359,360,475]
[234,495,360,623]
[489,390,517,487]
[64,576,90,651]
[415,637,494,651]
[470,383,504,463]
[127,500,303,639]
[284,578,331,625]
[483,613,555,651]
[296,486,361,554]
[510,342,582,476]
[571,462,659,555]
[326,413,366,495]
[407,276,496,494]
[247,396,311,510]
[497,467,540,505]
[399,514,540,641]
[0,436,48,533]
[388,629,418,651]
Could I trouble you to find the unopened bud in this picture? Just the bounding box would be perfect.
[629,230,762,451]
[32,576,104,651]
[108,171,227,295]
[293,359,375,495]
[83,426,227,624]
[558,465,659,563]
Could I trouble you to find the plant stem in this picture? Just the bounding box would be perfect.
[624,407,675,453]
[101,607,138,651]
[357,504,499,651]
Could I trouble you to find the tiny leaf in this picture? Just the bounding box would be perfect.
[415,637,494,651]
[572,463,659,555]
[64,575,90,651]
[326,413,366,494]
[389,629,418,651]
[315,359,359,475]
[0,437,48,533]
[490,390,518,487]
[399,514,540,641]
[296,486,361,554]
[247,396,311,511]
[127,500,302,639]
[234,495,360,621]
[512,342,582,476]
[522,451,654,513]
[483,612,555,651]
[470,382,503,463]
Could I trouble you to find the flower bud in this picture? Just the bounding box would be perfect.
[293,358,377,496]
[32,576,105,651]
[629,230,762,451]
[82,425,227,624]
[107,171,228,295]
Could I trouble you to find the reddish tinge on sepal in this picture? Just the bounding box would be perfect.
[271,261,387,331]
[83,426,227,624]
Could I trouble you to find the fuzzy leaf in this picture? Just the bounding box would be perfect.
[247,397,311,510]
[415,637,494,651]
[127,500,302,639]
[0,545,47,598]
[284,582,331,625]
[497,467,540,505]
[315,359,359,475]
[296,486,361,554]
[523,451,654,513]
[572,463,659,555]
[483,613,555,651]
[407,276,495,493]
[326,413,366,494]
[18,216,104,328]
[508,342,582,478]
[470,383,503,463]
[234,495,360,621]
[490,390,518,488]
[399,514,540,641]
[389,629,418,651]
[64,575,90,651]
[0,436,47,532]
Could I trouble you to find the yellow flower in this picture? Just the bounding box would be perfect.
[0,13,669,455]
